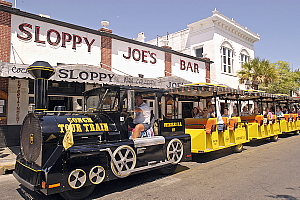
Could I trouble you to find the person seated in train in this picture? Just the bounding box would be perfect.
[222,108,231,118]
[252,107,260,115]
[208,105,216,118]
[282,106,289,114]
[264,107,274,119]
[192,107,203,118]
[240,106,251,116]
[201,107,211,118]
[290,107,296,114]
[130,95,151,139]
[231,106,238,117]
[275,106,284,118]
[209,104,216,117]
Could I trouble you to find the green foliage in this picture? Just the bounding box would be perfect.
[238,59,300,95]
[266,61,300,95]
[237,58,277,90]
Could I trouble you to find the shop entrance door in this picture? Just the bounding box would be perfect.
[182,102,193,118]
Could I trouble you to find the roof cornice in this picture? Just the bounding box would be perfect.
[188,10,260,43]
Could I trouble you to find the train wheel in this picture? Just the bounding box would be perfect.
[89,166,105,184]
[270,135,279,142]
[111,145,136,178]
[60,185,96,200]
[166,139,184,164]
[231,144,243,153]
[68,169,86,189]
[158,164,178,175]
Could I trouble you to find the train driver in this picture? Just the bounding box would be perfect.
[131,95,151,139]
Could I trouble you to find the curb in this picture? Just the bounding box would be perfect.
[0,147,17,175]
[0,162,15,175]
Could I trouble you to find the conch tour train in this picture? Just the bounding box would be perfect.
[13,61,300,199]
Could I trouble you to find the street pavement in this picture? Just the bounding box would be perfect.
[0,146,18,175]
[0,134,299,199]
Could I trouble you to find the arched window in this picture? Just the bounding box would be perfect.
[240,49,250,67]
[221,42,233,74]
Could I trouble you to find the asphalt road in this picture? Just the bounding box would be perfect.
[0,134,299,200]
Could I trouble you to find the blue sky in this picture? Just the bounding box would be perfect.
[5,0,300,69]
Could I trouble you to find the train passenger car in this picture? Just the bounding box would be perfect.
[13,62,191,200]
[275,95,300,134]
[239,90,282,142]
[167,84,300,154]
[168,83,248,153]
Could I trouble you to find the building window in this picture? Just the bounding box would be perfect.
[240,53,249,66]
[195,47,203,58]
[221,46,233,73]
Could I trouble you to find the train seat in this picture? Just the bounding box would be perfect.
[284,114,291,122]
[229,117,239,131]
[185,118,217,134]
[133,136,166,148]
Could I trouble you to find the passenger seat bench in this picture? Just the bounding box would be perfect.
[240,115,264,126]
[185,118,217,134]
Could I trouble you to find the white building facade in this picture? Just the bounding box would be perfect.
[147,9,260,89]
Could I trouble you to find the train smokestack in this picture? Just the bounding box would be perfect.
[27,61,55,111]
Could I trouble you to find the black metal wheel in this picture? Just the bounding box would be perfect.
[231,144,243,153]
[59,185,96,200]
[270,135,279,142]
[158,164,178,175]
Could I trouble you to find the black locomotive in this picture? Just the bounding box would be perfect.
[13,61,191,200]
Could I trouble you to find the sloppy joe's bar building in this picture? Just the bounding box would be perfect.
[0,1,212,146]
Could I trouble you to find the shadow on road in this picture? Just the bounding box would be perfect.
[87,166,190,199]
[191,134,298,164]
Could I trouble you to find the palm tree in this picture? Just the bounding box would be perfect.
[237,58,277,90]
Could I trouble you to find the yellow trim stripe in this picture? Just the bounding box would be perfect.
[16,160,43,172]
[28,68,54,71]
[244,89,265,92]
[28,65,53,68]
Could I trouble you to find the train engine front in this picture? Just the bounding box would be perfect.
[13,61,123,199]
[13,61,191,200]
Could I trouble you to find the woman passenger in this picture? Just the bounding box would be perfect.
[264,107,274,119]
[192,107,202,118]
[222,108,231,118]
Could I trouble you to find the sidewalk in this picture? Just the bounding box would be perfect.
[0,146,19,175]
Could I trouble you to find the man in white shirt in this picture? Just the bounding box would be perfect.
[131,95,151,139]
